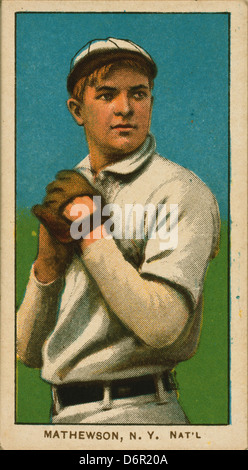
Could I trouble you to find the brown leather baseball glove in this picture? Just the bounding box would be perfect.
[32,170,106,243]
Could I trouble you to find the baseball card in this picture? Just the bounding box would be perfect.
[0,0,247,455]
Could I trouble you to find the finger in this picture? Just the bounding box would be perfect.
[63,196,94,221]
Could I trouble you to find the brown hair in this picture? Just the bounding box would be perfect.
[71,59,154,101]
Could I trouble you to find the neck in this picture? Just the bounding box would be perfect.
[88,150,112,176]
[87,136,150,176]
[88,145,135,177]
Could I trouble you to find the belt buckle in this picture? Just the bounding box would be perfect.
[102,382,112,410]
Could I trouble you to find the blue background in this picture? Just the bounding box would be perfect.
[16,13,229,218]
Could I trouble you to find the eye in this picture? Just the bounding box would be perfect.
[132,91,148,100]
[97,93,114,102]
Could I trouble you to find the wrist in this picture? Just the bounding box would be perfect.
[79,224,109,251]
[34,256,66,283]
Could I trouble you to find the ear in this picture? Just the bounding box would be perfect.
[67,98,85,126]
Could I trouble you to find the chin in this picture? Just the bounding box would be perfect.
[112,146,138,157]
[110,137,145,156]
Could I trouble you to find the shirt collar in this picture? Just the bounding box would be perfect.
[75,133,156,176]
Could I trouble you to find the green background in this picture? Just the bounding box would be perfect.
[16,211,229,425]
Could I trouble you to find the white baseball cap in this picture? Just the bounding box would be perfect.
[67,37,157,93]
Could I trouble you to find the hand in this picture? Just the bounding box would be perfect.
[32,170,106,243]
[34,224,74,283]
[63,196,108,252]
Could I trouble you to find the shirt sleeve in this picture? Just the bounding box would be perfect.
[16,265,64,367]
[140,178,220,309]
[81,237,190,349]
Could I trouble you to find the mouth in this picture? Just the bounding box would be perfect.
[111,124,136,130]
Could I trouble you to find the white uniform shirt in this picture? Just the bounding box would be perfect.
[23,134,220,385]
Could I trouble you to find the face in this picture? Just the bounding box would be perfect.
[68,66,153,160]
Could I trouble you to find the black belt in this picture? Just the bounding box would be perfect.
[55,371,176,408]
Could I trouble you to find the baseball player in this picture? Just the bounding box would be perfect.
[17,38,220,424]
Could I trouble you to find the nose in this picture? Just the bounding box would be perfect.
[114,93,133,117]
